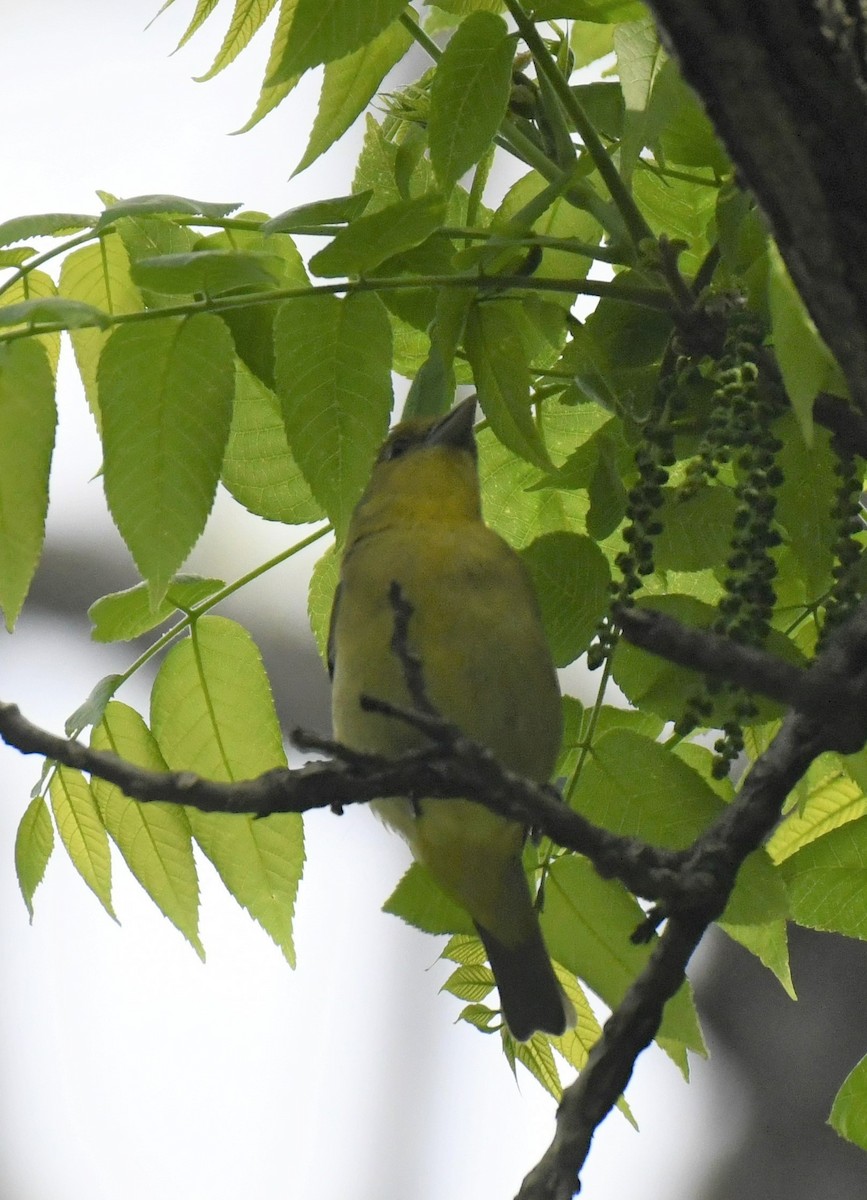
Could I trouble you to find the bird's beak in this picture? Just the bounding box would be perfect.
[426,395,478,451]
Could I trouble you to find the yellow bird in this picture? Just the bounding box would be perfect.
[329,395,571,1040]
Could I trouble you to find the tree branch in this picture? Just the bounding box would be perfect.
[643,0,867,414]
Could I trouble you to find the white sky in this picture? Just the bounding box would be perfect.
[0,5,740,1199]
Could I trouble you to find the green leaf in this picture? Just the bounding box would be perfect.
[262,191,373,233]
[465,300,552,470]
[173,0,221,49]
[477,410,590,549]
[611,595,804,724]
[197,0,280,81]
[15,795,55,919]
[533,0,643,18]
[88,576,225,643]
[131,250,283,296]
[294,20,412,175]
[441,962,496,1002]
[830,1055,867,1151]
[768,242,846,443]
[309,193,447,277]
[0,340,56,629]
[92,703,203,955]
[96,194,241,229]
[0,296,110,331]
[775,414,837,601]
[653,485,741,572]
[428,11,515,188]
[150,616,303,964]
[65,674,124,736]
[520,532,610,667]
[631,169,717,275]
[98,314,235,600]
[767,772,867,863]
[222,362,324,522]
[543,855,704,1056]
[203,217,309,389]
[721,920,795,998]
[308,544,339,662]
[496,169,602,294]
[578,730,788,928]
[59,235,144,416]
[654,62,729,172]
[235,0,301,131]
[614,17,666,180]
[49,766,114,917]
[510,1033,562,1100]
[383,862,475,935]
[274,292,393,539]
[0,212,94,245]
[781,816,867,940]
[269,0,409,83]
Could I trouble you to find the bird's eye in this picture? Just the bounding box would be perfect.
[383,434,412,462]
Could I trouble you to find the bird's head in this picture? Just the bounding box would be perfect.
[346,396,482,539]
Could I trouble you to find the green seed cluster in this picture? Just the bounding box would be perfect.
[586,366,680,671]
[819,442,865,641]
[676,331,785,775]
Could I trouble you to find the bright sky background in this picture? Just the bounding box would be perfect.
[0,5,741,1199]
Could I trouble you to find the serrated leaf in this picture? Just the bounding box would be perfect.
[383,862,475,935]
[768,773,867,863]
[15,795,54,919]
[509,1033,561,1100]
[294,20,411,175]
[614,18,666,180]
[59,235,144,416]
[781,816,867,940]
[831,1055,867,1151]
[203,216,309,388]
[653,485,740,572]
[428,11,515,188]
[441,962,496,1001]
[543,855,705,1059]
[274,292,393,539]
[0,212,94,246]
[0,340,56,629]
[308,544,339,662]
[768,242,846,444]
[0,248,36,267]
[96,195,241,229]
[131,250,283,296]
[579,730,789,928]
[197,0,279,81]
[465,300,552,470]
[65,674,124,736]
[721,920,795,997]
[520,532,610,667]
[0,296,110,331]
[88,576,225,643]
[150,616,303,963]
[173,0,220,49]
[268,0,408,83]
[92,703,203,955]
[775,413,837,600]
[235,0,301,131]
[222,363,324,523]
[310,194,447,277]
[98,315,235,600]
[262,191,373,233]
[49,766,114,917]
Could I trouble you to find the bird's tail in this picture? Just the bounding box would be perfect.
[475,916,575,1043]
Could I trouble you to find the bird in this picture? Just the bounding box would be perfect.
[328,394,571,1041]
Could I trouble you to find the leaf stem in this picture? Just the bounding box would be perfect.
[502,0,653,250]
[112,524,332,691]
